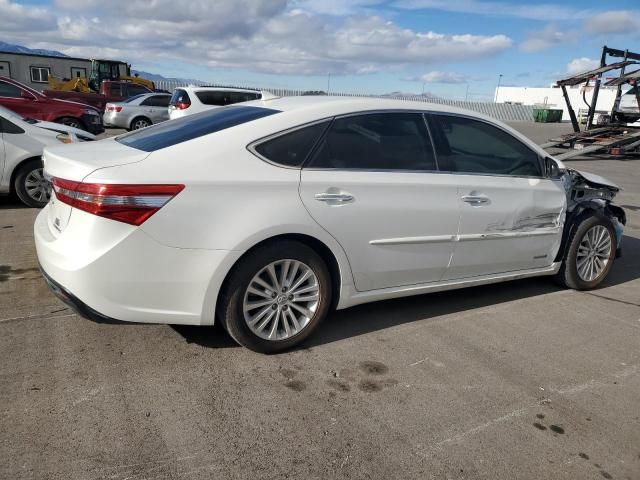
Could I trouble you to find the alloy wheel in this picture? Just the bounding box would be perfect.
[24,168,51,204]
[132,119,149,129]
[576,225,612,282]
[243,259,320,341]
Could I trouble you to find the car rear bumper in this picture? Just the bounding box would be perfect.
[102,111,126,128]
[35,205,241,326]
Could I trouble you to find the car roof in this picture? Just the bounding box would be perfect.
[244,95,490,122]
[177,85,260,94]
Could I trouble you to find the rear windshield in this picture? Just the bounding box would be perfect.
[196,90,261,106]
[169,89,190,106]
[116,105,279,152]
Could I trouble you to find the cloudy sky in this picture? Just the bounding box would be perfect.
[1,0,639,99]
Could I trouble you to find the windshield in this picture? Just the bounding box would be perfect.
[116,105,279,152]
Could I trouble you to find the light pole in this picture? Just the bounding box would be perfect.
[421,81,425,95]
[465,82,470,101]
[494,74,503,103]
[327,73,331,94]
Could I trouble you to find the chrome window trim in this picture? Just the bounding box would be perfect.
[248,108,547,180]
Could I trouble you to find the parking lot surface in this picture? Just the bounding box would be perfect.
[1,123,639,479]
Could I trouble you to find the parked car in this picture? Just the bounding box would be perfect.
[0,76,103,134]
[168,86,274,120]
[0,105,95,207]
[103,93,171,130]
[44,80,154,113]
[36,97,626,353]
[616,86,640,123]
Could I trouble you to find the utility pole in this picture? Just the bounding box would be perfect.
[465,82,470,101]
[327,73,331,94]
[421,81,425,95]
[494,74,503,102]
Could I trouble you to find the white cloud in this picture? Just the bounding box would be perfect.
[412,71,469,83]
[394,0,589,21]
[584,10,640,34]
[566,57,599,76]
[2,0,513,77]
[520,25,576,53]
[0,0,56,32]
[291,0,385,16]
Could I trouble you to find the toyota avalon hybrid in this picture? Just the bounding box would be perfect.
[35,97,626,353]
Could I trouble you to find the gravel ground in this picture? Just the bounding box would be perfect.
[1,122,639,480]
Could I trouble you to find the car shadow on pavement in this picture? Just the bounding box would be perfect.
[172,234,640,351]
[0,196,28,210]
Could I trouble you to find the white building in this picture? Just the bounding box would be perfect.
[494,85,624,122]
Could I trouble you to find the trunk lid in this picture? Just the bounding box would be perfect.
[44,138,150,237]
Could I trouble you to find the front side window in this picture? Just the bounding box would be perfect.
[308,113,437,171]
[426,114,542,177]
[127,84,150,97]
[30,66,50,83]
[0,81,21,98]
[254,121,330,167]
[116,105,279,152]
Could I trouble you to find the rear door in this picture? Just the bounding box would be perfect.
[140,95,170,123]
[299,112,460,291]
[426,113,566,280]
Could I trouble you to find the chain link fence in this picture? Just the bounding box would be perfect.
[155,80,535,122]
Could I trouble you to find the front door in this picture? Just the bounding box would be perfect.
[300,112,460,291]
[425,113,566,280]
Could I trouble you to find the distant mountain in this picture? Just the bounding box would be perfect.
[131,70,203,85]
[0,40,67,57]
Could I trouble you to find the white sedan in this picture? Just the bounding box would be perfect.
[0,105,95,207]
[35,97,626,352]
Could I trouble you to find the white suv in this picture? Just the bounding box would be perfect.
[168,86,272,120]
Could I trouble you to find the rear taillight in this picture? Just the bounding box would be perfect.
[174,102,190,110]
[106,105,122,112]
[51,177,184,226]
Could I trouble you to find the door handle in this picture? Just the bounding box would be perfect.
[314,192,354,203]
[461,195,490,205]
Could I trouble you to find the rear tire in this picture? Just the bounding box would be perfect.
[218,240,332,353]
[13,159,50,208]
[129,117,151,131]
[56,117,86,131]
[555,215,616,290]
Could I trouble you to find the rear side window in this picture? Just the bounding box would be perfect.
[141,95,171,107]
[116,105,279,152]
[426,114,542,177]
[254,121,330,167]
[196,90,228,106]
[124,94,147,104]
[170,89,191,107]
[308,113,437,171]
[196,90,260,106]
[0,81,22,98]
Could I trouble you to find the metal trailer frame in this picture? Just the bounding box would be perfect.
[543,46,640,160]
[556,46,640,133]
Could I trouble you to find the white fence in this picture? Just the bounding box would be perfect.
[155,80,536,122]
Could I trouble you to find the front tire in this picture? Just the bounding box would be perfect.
[56,117,86,131]
[555,215,616,290]
[14,159,50,208]
[218,241,332,353]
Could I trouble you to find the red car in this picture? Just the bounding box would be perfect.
[0,76,103,134]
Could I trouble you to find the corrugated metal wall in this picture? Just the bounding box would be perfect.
[155,80,535,122]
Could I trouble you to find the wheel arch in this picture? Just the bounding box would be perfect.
[206,232,352,326]
[8,155,42,194]
[129,116,152,130]
[554,201,622,262]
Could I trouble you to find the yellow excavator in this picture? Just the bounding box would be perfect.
[48,59,155,93]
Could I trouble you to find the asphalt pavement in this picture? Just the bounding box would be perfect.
[1,122,639,480]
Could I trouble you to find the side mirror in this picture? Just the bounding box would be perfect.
[544,156,562,179]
